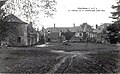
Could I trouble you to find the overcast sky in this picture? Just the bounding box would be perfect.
[1,0,117,29]
[39,0,116,29]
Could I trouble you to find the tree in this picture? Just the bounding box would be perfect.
[0,0,57,45]
[0,9,14,42]
[62,29,75,45]
[1,0,57,23]
[107,0,120,44]
[0,9,6,20]
[107,24,119,44]
[0,1,15,43]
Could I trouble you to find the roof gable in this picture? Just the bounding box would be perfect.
[3,14,27,24]
[0,0,7,7]
[46,26,82,33]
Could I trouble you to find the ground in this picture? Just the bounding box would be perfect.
[0,43,120,73]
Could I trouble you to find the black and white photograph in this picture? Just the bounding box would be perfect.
[0,0,120,73]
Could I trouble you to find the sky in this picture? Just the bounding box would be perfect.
[1,0,117,29]
[38,0,116,29]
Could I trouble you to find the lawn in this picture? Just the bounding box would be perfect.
[0,47,63,73]
[52,50,120,73]
[49,43,117,52]
[0,43,119,73]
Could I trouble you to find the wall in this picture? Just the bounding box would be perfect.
[7,23,28,46]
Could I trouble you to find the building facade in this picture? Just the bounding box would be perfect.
[1,14,40,46]
[3,14,28,46]
[45,23,95,43]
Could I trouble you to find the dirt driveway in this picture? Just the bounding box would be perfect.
[0,43,119,73]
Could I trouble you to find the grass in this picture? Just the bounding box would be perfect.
[0,48,62,73]
[55,50,120,73]
[0,43,118,73]
[49,43,117,52]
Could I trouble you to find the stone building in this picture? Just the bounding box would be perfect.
[27,22,38,46]
[3,14,28,46]
[45,23,94,42]
[1,14,40,46]
[46,26,81,42]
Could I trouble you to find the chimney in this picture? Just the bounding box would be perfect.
[37,28,39,31]
[54,23,55,28]
[96,24,98,29]
[73,23,75,28]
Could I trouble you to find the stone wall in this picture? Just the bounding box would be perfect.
[7,23,28,46]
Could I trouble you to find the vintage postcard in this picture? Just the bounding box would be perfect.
[0,0,119,73]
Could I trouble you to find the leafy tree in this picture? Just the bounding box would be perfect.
[107,23,119,44]
[0,9,8,42]
[0,1,15,43]
[2,0,57,22]
[0,0,57,44]
[107,0,120,44]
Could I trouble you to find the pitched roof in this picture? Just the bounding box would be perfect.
[3,14,27,24]
[80,23,93,32]
[46,26,82,33]
[0,0,7,7]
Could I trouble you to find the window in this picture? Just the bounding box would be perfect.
[98,28,101,30]
[79,33,82,36]
[75,33,79,37]
[17,37,21,42]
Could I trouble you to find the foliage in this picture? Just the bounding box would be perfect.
[62,31,75,41]
[0,0,57,43]
[0,9,6,20]
[0,9,7,41]
[2,0,57,22]
[0,9,15,42]
[107,24,120,44]
[106,1,120,44]
[0,20,11,41]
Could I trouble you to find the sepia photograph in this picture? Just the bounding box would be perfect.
[0,0,120,73]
